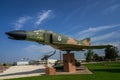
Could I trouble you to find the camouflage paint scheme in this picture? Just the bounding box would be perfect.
[26,30,111,51]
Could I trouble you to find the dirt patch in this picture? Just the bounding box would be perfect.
[0,66,9,73]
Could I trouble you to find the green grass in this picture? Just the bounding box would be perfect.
[8,62,120,80]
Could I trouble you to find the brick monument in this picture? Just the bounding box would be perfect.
[63,53,76,73]
[45,67,56,75]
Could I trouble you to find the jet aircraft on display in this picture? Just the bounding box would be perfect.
[6,30,112,51]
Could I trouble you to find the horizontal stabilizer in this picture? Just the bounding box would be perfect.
[55,43,112,51]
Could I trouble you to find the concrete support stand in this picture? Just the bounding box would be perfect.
[63,53,76,73]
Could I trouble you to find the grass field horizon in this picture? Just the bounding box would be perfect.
[7,62,120,80]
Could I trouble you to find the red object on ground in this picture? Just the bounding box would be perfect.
[45,67,56,75]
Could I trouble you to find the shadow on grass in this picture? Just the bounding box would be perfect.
[92,69,120,73]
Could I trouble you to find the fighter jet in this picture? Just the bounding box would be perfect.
[5,30,112,51]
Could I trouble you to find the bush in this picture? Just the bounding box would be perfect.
[3,63,6,66]
[75,60,81,67]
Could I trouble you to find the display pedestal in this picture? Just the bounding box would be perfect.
[45,67,56,75]
[63,53,76,73]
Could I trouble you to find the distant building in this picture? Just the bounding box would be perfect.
[77,59,86,62]
[39,59,57,66]
[17,61,29,65]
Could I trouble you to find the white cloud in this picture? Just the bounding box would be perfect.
[64,2,98,22]
[92,32,116,42]
[13,16,31,30]
[35,10,52,26]
[12,10,53,30]
[23,45,54,53]
[104,4,120,14]
[73,24,120,40]
[110,4,120,10]
[80,24,120,33]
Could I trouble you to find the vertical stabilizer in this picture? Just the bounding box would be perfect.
[82,38,90,46]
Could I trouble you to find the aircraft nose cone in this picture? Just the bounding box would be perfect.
[5,30,26,40]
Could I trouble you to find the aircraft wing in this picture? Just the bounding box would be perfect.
[54,44,112,51]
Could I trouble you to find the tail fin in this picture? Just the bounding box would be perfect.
[82,38,91,46]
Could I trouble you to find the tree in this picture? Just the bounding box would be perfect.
[105,46,119,61]
[3,63,6,66]
[85,49,94,62]
[75,60,81,67]
[93,53,99,61]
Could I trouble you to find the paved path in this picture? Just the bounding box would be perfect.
[0,65,45,79]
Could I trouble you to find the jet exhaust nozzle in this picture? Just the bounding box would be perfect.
[5,30,26,40]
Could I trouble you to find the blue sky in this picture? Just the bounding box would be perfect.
[0,0,120,63]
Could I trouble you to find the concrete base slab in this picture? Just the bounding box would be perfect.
[56,65,92,75]
[0,65,45,79]
[0,65,92,79]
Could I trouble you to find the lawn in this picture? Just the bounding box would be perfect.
[8,62,120,80]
